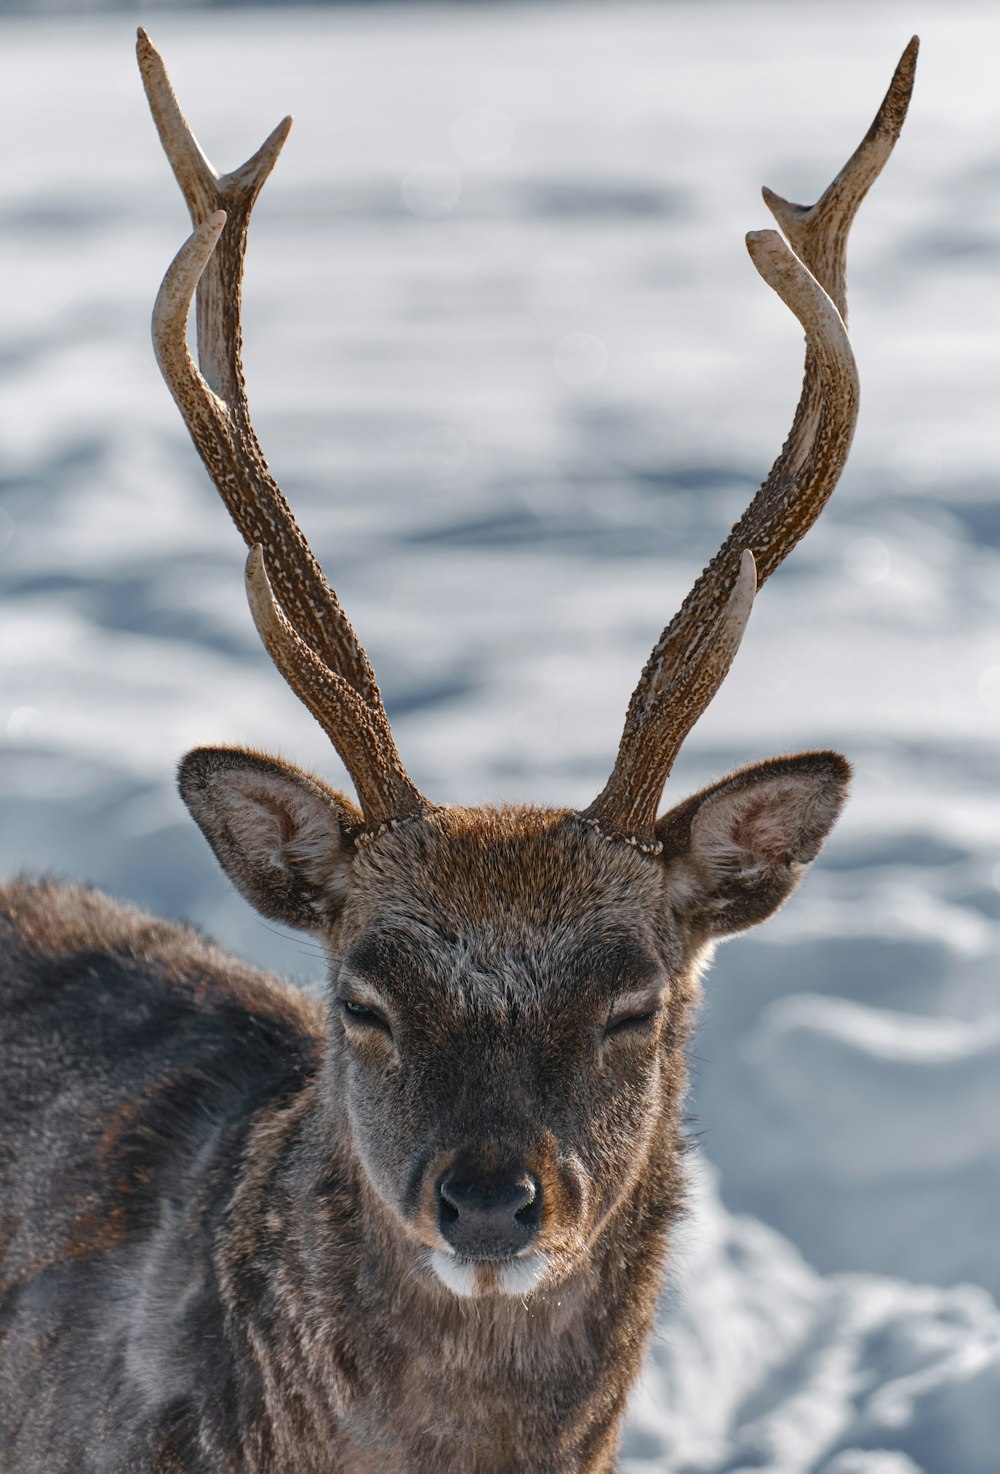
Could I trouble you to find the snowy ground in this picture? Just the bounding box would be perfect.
[1,3,999,1469]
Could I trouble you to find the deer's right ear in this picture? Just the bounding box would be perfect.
[178,747,362,930]
[656,751,849,939]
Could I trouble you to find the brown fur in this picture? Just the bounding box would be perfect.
[209,803,697,1472]
[1,755,846,1472]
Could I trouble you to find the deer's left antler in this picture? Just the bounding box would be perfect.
[583,37,918,848]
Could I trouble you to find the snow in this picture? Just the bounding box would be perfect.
[1,3,998,1468]
[624,1164,1000,1472]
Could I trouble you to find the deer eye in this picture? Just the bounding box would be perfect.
[604,1007,660,1040]
[340,999,392,1036]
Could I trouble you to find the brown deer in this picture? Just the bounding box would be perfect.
[0,32,917,1474]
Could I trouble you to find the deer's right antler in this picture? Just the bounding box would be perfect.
[138,29,429,832]
[582,37,918,849]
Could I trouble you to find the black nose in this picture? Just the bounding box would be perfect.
[436,1165,542,1259]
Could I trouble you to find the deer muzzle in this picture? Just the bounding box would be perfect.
[436,1161,543,1260]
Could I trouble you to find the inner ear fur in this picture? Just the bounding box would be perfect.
[178,747,363,931]
[656,751,850,939]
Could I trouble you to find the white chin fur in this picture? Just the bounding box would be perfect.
[497,1253,549,1296]
[429,1250,479,1298]
[429,1249,549,1299]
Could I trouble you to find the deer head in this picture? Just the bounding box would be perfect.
[138,32,916,1300]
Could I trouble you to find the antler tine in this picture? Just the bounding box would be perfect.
[137,27,289,404]
[245,549,426,826]
[587,239,856,840]
[585,40,917,845]
[140,30,430,829]
[137,28,377,706]
[152,195,428,831]
[582,550,759,845]
[762,36,918,320]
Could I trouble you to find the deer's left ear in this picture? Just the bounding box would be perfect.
[656,752,849,938]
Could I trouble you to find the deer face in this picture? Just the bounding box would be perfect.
[325,807,681,1299]
[180,746,847,1299]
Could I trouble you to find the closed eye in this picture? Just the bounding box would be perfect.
[604,1007,660,1039]
[340,999,393,1036]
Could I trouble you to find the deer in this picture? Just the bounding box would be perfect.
[0,31,917,1474]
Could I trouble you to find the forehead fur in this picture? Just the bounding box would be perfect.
[336,805,685,988]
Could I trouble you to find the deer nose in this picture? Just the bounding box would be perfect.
[436,1167,542,1259]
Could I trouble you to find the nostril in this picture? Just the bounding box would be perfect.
[514,1194,539,1227]
[513,1174,540,1222]
[438,1194,459,1227]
